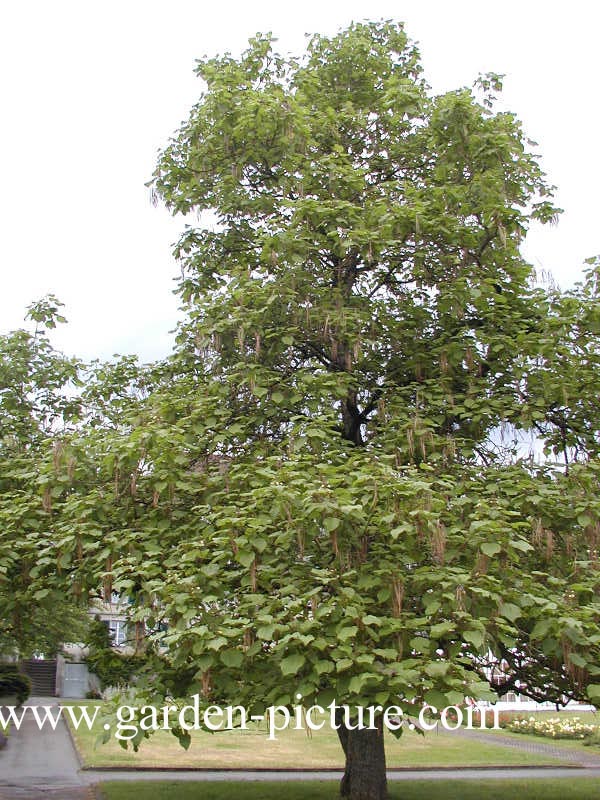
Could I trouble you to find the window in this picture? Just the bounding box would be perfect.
[108,620,127,646]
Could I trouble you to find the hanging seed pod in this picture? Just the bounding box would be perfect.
[359,536,368,563]
[135,622,145,653]
[440,351,449,375]
[331,531,339,558]
[370,482,378,510]
[416,517,425,543]
[396,634,404,658]
[465,347,474,371]
[52,442,63,472]
[392,577,404,617]
[431,521,447,565]
[475,552,489,574]
[561,635,573,678]
[103,559,113,602]
[407,427,415,458]
[586,522,599,551]
[497,221,507,247]
[532,518,544,547]
[455,585,466,611]
[545,529,554,561]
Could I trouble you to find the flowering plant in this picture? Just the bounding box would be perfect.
[508,716,598,740]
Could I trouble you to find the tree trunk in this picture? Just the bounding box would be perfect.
[336,710,388,800]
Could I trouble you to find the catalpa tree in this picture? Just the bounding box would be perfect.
[41,22,600,800]
[0,298,89,658]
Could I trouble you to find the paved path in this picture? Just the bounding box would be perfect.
[0,698,92,800]
[454,727,600,767]
[80,766,600,783]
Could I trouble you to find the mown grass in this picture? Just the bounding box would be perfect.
[97,779,600,800]
[63,702,562,769]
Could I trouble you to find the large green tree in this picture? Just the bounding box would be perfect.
[0,297,90,658]
[33,22,600,800]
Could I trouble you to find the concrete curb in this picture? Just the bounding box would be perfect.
[81,763,578,773]
[63,713,85,769]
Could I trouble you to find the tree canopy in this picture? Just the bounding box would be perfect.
[3,21,600,800]
[0,297,90,657]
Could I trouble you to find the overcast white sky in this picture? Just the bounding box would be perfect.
[1,1,598,362]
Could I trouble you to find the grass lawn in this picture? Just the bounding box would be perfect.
[97,779,600,800]
[64,702,563,769]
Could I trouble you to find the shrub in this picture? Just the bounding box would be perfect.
[0,664,31,706]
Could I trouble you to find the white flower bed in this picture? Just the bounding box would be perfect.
[508,716,598,740]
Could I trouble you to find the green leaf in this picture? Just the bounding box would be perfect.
[337,626,358,643]
[481,542,501,557]
[280,654,306,676]
[499,603,521,622]
[424,690,447,710]
[463,629,484,650]
[220,648,244,668]
[256,624,275,640]
[237,549,255,568]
